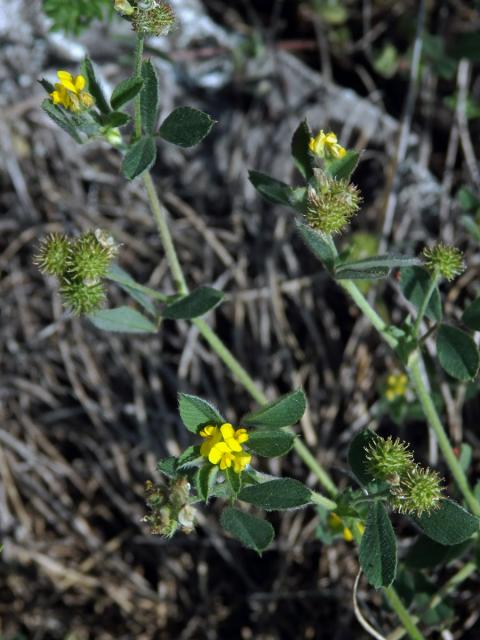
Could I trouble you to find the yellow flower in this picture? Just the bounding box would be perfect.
[327,512,364,542]
[50,71,94,112]
[309,130,346,159]
[199,422,251,473]
[385,373,408,402]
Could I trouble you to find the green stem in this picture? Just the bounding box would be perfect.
[194,317,338,498]
[384,587,426,640]
[143,172,188,294]
[310,490,337,511]
[408,353,480,516]
[133,34,145,139]
[387,560,476,640]
[340,280,398,349]
[413,274,437,335]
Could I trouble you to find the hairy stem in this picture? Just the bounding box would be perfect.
[384,588,426,640]
[408,354,480,515]
[133,34,145,140]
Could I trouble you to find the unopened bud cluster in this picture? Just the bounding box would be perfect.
[114,1,176,36]
[423,243,465,281]
[365,435,443,516]
[34,230,118,314]
[143,477,196,537]
[305,169,361,235]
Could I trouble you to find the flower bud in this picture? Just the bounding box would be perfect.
[423,244,465,281]
[60,279,106,315]
[391,465,443,516]
[305,170,361,235]
[114,0,135,15]
[132,1,176,36]
[34,233,72,277]
[365,435,413,482]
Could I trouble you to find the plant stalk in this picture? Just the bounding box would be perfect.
[133,34,145,140]
[413,274,438,335]
[384,587,426,640]
[407,354,480,515]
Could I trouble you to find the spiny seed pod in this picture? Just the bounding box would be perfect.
[143,477,195,537]
[365,435,413,482]
[34,233,72,277]
[305,170,361,235]
[60,279,106,315]
[391,465,443,516]
[68,231,113,281]
[131,0,176,36]
[423,244,465,281]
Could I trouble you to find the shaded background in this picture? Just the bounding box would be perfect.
[1,0,480,637]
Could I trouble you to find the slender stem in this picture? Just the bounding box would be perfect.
[310,490,337,511]
[384,587,426,640]
[340,280,398,349]
[408,353,480,515]
[413,274,437,335]
[387,561,476,640]
[143,172,188,294]
[194,317,339,498]
[133,34,145,139]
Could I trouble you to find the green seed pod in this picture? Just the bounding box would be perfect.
[143,478,195,537]
[131,0,176,36]
[305,170,361,235]
[68,231,113,281]
[423,243,465,281]
[365,435,414,482]
[34,233,72,277]
[60,279,106,315]
[391,465,443,516]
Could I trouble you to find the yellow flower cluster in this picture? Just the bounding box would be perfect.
[328,512,365,542]
[50,71,94,112]
[385,373,408,402]
[200,423,251,473]
[309,130,346,159]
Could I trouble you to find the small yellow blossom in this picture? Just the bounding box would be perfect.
[385,373,408,402]
[50,71,94,112]
[199,422,251,473]
[328,512,365,542]
[309,130,346,159]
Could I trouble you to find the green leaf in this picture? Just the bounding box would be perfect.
[141,60,159,135]
[88,306,157,333]
[335,254,421,276]
[178,393,224,434]
[348,429,377,486]
[359,501,397,588]
[324,150,360,181]
[242,389,306,429]
[462,297,480,331]
[404,535,470,570]
[82,57,110,114]
[177,445,202,469]
[107,264,157,315]
[158,106,215,148]
[220,507,274,554]
[162,287,224,320]
[334,266,390,280]
[400,266,442,322]
[295,221,337,272]
[41,99,82,143]
[248,170,296,208]
[413,499,479,545]
[291,119,314,180]
[122,136,157,180]
[195,464,218,501]
[225,467,242,497]
[436,324,480,381]
[156,456,177,478]
[102,111,131,128]
[247,430,295,457]
[110,76,144,110]
[238,478,312,510]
